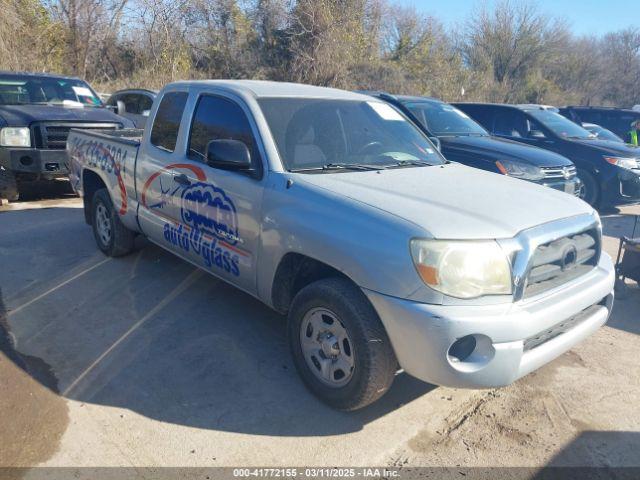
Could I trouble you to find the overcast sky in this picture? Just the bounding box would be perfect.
[394,0,637,36]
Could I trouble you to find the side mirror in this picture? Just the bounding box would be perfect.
[206,139,252,172]
[116,100,126,115]
[428,136,442,152]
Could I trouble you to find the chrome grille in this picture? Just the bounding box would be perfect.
[34,122,120,149]
[540,165,577,180]
[523,227,600,298]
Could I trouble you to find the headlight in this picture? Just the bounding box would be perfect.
[495,159,544,180]
[0,127,31,147]
[603,156,638,170]
[410,239,512,299]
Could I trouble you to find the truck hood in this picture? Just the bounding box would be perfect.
[296,163,593,239]
[441,135,573,166]
[0,104,127,126]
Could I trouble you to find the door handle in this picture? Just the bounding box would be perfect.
[174,173,191,186]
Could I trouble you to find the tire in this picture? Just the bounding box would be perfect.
[0,167,19,202]
[288,277,397,411]
[577,169,600,207]
[91,188,135,257]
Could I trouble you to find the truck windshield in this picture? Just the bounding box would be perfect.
[258,98,445,171]
[528,110,593,139]
[0,74,102,107]
[405,101,489,137]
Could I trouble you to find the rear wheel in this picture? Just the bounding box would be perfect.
[91,188,135,257]
[0,167,19,202]
[288,277,397,411]
[577,169,600,207]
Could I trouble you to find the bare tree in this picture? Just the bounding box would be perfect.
[461,0,569,102]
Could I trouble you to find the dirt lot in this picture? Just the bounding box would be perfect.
[0,187,639,473]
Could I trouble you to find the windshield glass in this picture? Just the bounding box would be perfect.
[585,125,623,143]
[528,110,592,139]
[257,98,445,171]
[0,74,102,107]
[405,101,488,136]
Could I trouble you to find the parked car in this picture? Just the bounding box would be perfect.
[559,106,640,142]
[453,102,640,208]
[0,71,133,201]
[105,89,157,128]
[68,80,614,411]
[367,93,580,195]
[581,122,624,143]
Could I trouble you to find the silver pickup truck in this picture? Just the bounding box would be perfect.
[67,80,615,411]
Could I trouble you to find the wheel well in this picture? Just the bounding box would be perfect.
[82,170,107,225]
[271,253,351,314]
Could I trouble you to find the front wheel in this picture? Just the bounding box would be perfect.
[288,277,397,411]
[577,169,600,207]
[91,188,135,257]
[0,167,19,201]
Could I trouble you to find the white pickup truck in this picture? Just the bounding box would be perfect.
[67,80,615,411]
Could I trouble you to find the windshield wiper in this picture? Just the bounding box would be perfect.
[289,162,385,173]
[383,159,438,169]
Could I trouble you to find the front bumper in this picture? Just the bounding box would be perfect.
[0,147,69,180]
[365,253,615,388]
[602,167,640,206]
[539,177,581,196]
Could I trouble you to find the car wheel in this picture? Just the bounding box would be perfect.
[577,169,600,207]
[0,167,19,201]
[91,188,135,257]
[288,277,397,411]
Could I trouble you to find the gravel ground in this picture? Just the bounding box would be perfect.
[0,185,639,474]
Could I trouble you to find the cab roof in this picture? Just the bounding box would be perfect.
[168,80,373,101]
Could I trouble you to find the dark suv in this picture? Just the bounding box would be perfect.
[367,93,579,195]
[453,103,640,208]
[559,106,640,142]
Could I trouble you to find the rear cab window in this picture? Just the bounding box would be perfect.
[150,91,188,152]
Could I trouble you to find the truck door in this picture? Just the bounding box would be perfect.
[164,93,265,294]
[137,90,192,251]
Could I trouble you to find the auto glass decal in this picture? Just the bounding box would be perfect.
[141,165,246,277]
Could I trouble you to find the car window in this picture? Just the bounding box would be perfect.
[0,74,102,107]
[491,109,526,137]
[575,109,600,124]
[405,102,488,136]
[524,117,548,139]
[150,91,188,152]
[122,94,142,114]
[139,94,153,112]
[188,95,261,169]
[527,110,592,139]
[258,98,445,171]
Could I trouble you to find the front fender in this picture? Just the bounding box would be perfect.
[256,175,426,306]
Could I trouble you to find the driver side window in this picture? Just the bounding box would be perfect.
[492,109,526,138]
[188,95,262,171]
[525,117,547,139]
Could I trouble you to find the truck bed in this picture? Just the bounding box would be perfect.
[70,127,144,145]
[67,128,143,225]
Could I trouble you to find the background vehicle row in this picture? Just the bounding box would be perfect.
[453,102,640,209]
